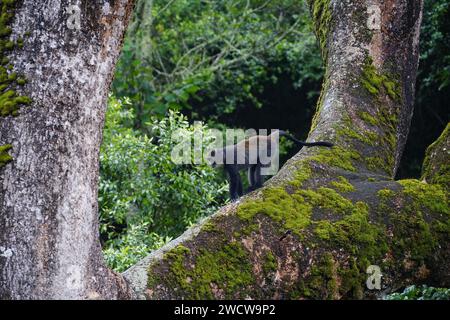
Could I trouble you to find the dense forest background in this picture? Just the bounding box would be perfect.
[98,0,449,280]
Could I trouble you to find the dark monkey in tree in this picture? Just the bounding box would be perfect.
[207,130,333,200]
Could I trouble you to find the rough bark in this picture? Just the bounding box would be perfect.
[123,0,449,299]
[0,0,135,299]
[421,123,449,191]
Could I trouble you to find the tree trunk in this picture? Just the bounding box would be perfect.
[0,0,135,299]
[123,0,449,299]
[1,0,448,300]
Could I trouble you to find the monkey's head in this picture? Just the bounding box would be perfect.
[206,148,224,168]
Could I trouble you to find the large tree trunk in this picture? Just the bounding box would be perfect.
[0,0,135,299]
[1,0,448,300]
[123,0,449,299]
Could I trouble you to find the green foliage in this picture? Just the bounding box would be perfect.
[419,1,450,92]
[100,97,227,271]
[112,0,323,127]
[103,223,170,272]
[385,285,450,300]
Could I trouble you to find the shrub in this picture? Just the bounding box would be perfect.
[100,97,228,271]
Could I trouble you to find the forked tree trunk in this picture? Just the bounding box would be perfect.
[1,0,448,300]
[123,0,449,299]
[0,0,135,299]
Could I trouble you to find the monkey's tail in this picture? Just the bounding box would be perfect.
[278,130,334,148]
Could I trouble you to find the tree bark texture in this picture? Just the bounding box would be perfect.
[0,0,135,299]
[123,0,449,299]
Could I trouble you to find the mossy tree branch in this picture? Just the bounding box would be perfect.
[125,127,449,300]
[421,123,449,191]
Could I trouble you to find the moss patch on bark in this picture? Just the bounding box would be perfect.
[0,0,32,169]
[421,123,450,191]
[307,0,333,61]
[361,57,401,102]
[0,143,13,167]
[147,242,254,299]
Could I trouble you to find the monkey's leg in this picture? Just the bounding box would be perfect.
[237,175,243,197]
[254,164,263,189]
[246,165,257,193]
[226,165,240,200]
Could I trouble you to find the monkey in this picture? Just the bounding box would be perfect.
[206,130,333,200]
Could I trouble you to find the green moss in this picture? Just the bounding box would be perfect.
[377,189,395,199]
[313,201,385,255]
[338,259,364,299]
[148,242,254,299]
[428,164,450,191]
[155,177,447,299]
[299,252,338,299]
[313,201,387,298]
[232,172,448,299]
[366,156,391,175]
[421,124,450,190]
[289,162,313,189]
[308,0,333,61]
[330,176,355,193]
[377,107,398,148]
[262,251,277,274]
[201,221,221,233]
[336,122,377,147]
[376,183,446,263]
[307,145,361,172]
[0,0,32,169]
[361,57,401,102]
[336,105,398,176]
[333,111,396,176]
[0,0,31,118]
[298,180,446,299]
[237,187,312,236]
[0,143,12,168]
[299,187,354,215]
[241,222,259,236]
[378,180,449,262]
[398,180,448,214]
[358,111,378,126]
